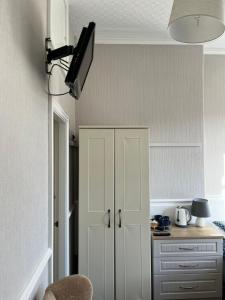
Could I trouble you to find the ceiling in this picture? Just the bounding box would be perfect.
[69,0,225,54]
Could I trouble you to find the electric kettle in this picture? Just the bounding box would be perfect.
[175,206,191,227]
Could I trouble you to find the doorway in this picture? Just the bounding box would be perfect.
[52,104,70,281]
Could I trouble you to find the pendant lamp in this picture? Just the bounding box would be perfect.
[169,0,225,43]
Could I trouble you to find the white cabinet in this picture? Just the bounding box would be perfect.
[152,226,223,300]
[79,127,151,300]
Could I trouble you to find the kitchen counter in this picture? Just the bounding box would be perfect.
[152,224,225,240]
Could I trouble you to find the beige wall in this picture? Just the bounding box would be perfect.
[76,45,203,142]
[0,1,77,298]
[204,55,225,197]
[0,1,48,298]
[76,44,204,199]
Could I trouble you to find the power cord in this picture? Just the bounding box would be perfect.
[48,64,70,96]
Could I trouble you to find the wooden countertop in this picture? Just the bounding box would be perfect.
[152,224,225,240]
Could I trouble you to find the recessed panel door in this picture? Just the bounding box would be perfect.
[115,129,151,300]
[79,129,114,300]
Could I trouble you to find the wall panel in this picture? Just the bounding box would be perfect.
[204,55,225,197]
[150,146,204,199]
[76,45,204,199]
[76,45,203,143]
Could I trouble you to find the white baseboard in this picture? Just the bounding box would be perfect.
[150,195,225,222]
[19,248,52,300]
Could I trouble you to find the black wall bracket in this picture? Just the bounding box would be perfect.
[45,37,75,75]
[45,37,52,75]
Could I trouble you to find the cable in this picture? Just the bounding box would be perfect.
[60,59,70,70]
[48,64,70,97]
[60,58,69,65]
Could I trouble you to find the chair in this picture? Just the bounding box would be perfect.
[43,275,93,300]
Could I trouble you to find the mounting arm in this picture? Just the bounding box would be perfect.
[47,44,75,63]
[45,38,77,74]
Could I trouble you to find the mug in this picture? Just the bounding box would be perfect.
[154,215,162,222]
[160,216,170,227]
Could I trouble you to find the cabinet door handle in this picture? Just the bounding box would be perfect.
[179,285,199,290]
[179,264,199,268]
[107,209,111,228]
[118,209,122,228]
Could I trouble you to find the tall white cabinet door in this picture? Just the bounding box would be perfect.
[115,129,151,300]
[79,129,114,300]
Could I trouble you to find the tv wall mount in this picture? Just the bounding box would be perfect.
[45,37,76,74]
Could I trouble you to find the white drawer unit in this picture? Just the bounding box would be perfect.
[152,225,224,300]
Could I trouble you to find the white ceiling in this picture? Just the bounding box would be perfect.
[69,0,225,54]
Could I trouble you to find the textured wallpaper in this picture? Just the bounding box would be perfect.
[0,0,48,299]
[204,55,225,196]
[76,44,204,199]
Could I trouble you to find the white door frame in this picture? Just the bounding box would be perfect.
[49,100,70,282]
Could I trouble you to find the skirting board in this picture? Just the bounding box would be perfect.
[19,248,52,300]
[150,195,225,223]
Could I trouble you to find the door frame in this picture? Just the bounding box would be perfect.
[49,100,70,282]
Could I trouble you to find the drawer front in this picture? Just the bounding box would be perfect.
[153,256,223,274]
[153,273,222,300]
[153,239,223,257]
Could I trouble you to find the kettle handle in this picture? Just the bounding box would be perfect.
[184,207,192,224]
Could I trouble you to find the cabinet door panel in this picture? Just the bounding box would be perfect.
[79,129,114,300]
[115,129,151,300]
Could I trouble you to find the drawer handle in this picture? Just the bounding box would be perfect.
[107,209,111,228]
[178,247,196,251]
[118,209,122,228]
[179,285,199,290]
[179,264,199,268]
